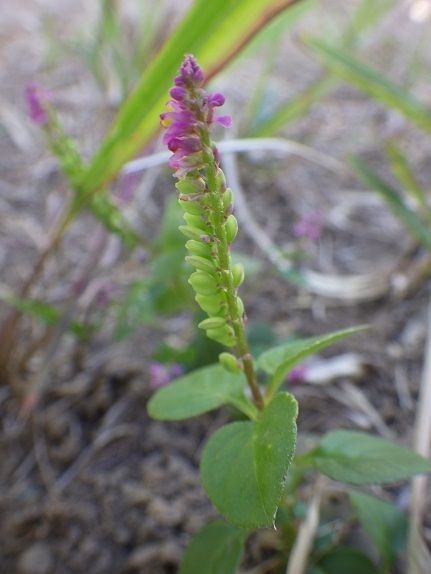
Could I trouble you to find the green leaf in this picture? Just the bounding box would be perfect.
[310,430,431,485]
[147,364,256,421]
[260,326,367,400]
[311,547,379,574]
[79,0,305,196]
[305,37,431,132]
[340,0,396,45]
[254,0,396,137]
[349,491,407,569]
[0,294,89,340]
[179,521,246,574]
[0,295,60,325]
[350,156,431,251]
[385,141,427,209]
[201,392,298,528]
[253,75,336,137]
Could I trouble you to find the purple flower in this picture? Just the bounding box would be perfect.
[95,284,115,307]
[25,82,50,126]
[287,364,308,384]
[170,363,185,378]
[160,54,232,180]
[149,362,184,390]
[293,212,322,242]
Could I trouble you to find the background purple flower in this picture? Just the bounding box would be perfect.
[149,362,184,390]
[25,82,50,126]
[293,212,322,242]
[287,363,308,384]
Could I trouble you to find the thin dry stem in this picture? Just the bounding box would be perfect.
[286,476,326,574]
[408,288,431,573]
[0,205,71,382]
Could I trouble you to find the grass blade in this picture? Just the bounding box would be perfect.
[79,0,304,196]
[385,140,427,209]
[305,37,431,132]
[350,155,431,251]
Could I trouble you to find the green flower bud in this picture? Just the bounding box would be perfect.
[185,255,216,274]
[222,188,234,209]
[176,179,203,195]
[185,240,212,258]
[219,352,242,374]
[195,293,224,315]
[179,225,210,242]
[232,263,245,287]
[178,197,204,216]
[183,213,207,230]
[188,271,218,295]
[236,296,244,316]
[225,215,238,243]
[198,316,227,330]
[206,324,236,347]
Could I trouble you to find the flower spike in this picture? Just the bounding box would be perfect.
[161,54,264,410]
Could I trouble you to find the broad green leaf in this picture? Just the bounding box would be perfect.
[79,0,305,196]
[349,491,407,569]
[147,364,256,421]
[311,547,379,574]
[350,156,431,251]
[201,392,298,528]
[305,37,431,132]
[260,326,366,400]
[179,521,246,574]
[310,430,431,485]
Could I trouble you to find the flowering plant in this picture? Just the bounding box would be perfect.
[148,55,431,572]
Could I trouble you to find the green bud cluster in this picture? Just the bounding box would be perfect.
[176,175,244,349]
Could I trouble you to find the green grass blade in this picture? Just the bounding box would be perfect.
[340,0,396,45]
[251,0,396,136]
[305,37,431,132]
[253,74,335,136]
[350,155,431,251]
[385,140,427,209]
[79,0,304,196]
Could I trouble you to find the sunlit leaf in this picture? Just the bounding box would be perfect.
[201,392,298,528]
[260,326,367,400]
[147,364,257,420]
[310,430,431,485]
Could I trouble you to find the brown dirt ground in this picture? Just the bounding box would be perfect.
[1,1,431,573]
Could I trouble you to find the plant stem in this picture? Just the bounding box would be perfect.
[202,139,264,411]
[0,204,73,382]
